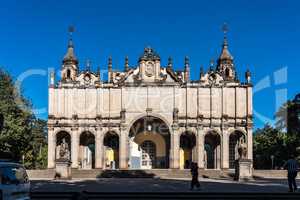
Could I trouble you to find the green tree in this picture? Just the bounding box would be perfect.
[0,68,47,168]
[253,124,287,169]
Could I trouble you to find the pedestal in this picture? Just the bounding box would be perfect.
[55,159,72,179]
[235,159,253,181]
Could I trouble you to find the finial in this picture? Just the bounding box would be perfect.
[222,22,228,46]
[167,57,173,69]
[209,59,214,71]
[86,59,91,71]
[50,70,55,86]
[200,65,204,78]
[245,68,251,83]
[68,26,75,48]
[108,56,112,72]
[125,56,129,72]
[185,56,190,66]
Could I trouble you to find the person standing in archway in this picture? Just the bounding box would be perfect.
[190,162,201,190]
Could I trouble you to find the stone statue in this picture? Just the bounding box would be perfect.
[238,141,247,159]
[58,138,70,161]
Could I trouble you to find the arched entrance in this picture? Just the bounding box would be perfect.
[204,131,221,169]
[55,131,71,161]
[229,130,246,169]
[129,116,170,169]
[179,131,196,169]
[79,132,95,169]
[103,131,119,169]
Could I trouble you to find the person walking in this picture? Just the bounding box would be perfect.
[190,162,201,190]
[283,154,299,192]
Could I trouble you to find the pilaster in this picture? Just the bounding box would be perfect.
[170,124,180,169]
[71,127,79,168]
[196,125,205,169]
[47,127,55,168]
[119,124,129,169]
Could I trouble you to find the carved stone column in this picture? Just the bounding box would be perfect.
[47,127,56,168]
[222,129,229,169]
[197,126,205,169]
[71,128,79,168]
[170,124,180,169]
[119,125,129,169]
[95,127,103,169]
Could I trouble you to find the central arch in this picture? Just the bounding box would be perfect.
[79,131,95,169]
[204,130,221,169]
[128,115,170,169]
[179,131,196,169]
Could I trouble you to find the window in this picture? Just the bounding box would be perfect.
[67,69,71,79]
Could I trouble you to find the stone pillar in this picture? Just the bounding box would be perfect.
[222,129,229,169]
[247,128,253,160]
[47,128,56,168]
[95,128,103,169]
[119,125,129,169]
[197,127,205,169]
[170,125,180,169]
[71,128,79,168]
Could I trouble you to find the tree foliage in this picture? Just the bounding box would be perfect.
[254,95,300,169]
[0,68,47,169]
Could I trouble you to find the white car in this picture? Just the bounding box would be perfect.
[0,161,30,200]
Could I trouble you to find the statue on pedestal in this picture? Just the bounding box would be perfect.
[57,138,70,161]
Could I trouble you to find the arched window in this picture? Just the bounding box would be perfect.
[67,69,71,79]
[225,68,230,77]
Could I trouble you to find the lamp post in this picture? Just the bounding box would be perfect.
[270,155,274,169]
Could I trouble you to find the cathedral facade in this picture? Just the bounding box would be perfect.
[47,35,253,170]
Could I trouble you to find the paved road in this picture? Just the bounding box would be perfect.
[30,178,300,193]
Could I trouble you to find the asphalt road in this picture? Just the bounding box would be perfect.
[30,178,300,193]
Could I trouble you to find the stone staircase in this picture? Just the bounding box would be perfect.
[28,169,234,180]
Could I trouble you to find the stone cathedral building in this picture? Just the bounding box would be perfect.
[47,34,253,171]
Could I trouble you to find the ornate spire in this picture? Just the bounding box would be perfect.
[200,65,204,78]
[218,23,233,64]
[209,59,214,72]
[167,57,173,69]
[108,56,112,72]
[245,68,251,83]
[63,26,78,65]
[125,56,129,72]
[184,56,190,82]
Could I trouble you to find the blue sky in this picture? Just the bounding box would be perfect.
[0,0,299,129]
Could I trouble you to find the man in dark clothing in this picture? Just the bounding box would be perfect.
[283,155,299,192]
[190,162,201,190]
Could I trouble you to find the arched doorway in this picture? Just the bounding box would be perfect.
[79,132,95,169]
[103,131,119,169]
[229,130,246,169]
[129,116,170,169]
[55,131,71,161]
[204,131,221,169]
[179,131,196,169]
